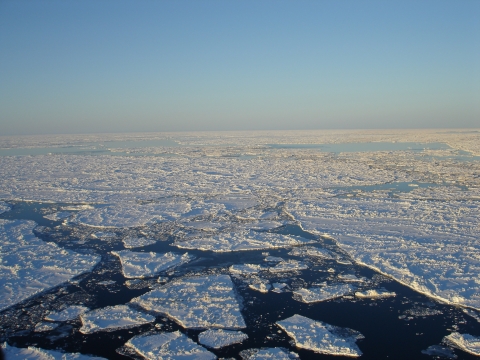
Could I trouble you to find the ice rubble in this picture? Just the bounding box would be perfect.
[79,305,155,334]
[0,219,100,312]
[125,331,216,360]
[288,246,335,259]
[175,230,315,252]
[112,250,193,278]
[229,264,264,275]
[443,332,480,356]
[45,305,90,321]
[122,237,157,248]
[131,274,245,329]
[268,260,308,273]
[276,314,363,357]
[2,342,107,359]
[355,289,396,299]
[248,280,271,293]
[198,329,248,349]
[43,211,72,221]
[0,201,11,214]
[293,284,355,303]
[240,347,300,359]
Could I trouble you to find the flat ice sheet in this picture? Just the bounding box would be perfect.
[45,305,90,322]
[355,289,396,299]
[79,305,155,334]
[444,332,480,356]
[229,264,264,275]
[130,274,246,329]
[2,342,107,359]
[122,237,157,249]
[125,331,216,360]
[277,314,363,357]
[268,260,308,273]
[293,284,354,303]
[198,329,248,349]
[43,211,72,221]
[175,230,315,252]
[112,250,193,278]
[0,219,100,312]
[240,347,300,359]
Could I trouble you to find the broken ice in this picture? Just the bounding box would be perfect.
[122,237,157,249]
[45,305,90,322]
[293,284,354,303]
[443,332,480,356]
[198,329,248,349]
[2,342,107,359]
[240,347,300,359]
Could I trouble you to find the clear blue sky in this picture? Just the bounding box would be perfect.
[1,0,479,135]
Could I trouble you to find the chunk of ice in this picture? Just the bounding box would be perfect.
[122,237,157,249]
[288,246,334,259]
[277,314,363,357]
[268,260,308,273]
[125,331,216,360]
[43,211,72,221]
[79,305,155,334]
[355,289,396,299]
[2,342,107,359]
[248,281,271,293]
[112,250,194,278]
[293,284,354,303]
[229,264,264,275]
[198,329,248,349]
[443,332,480,356]
[130,274,246,329]
[240,347,300,359]
[45,305,90,322]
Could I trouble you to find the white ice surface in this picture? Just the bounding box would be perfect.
[277,314,363,357]
[0,201,11,214]
[45,305,90,322]
[122,237,157,249]
[240,347,300,359]
[79,305,155,334]
[229,264,264,275]
[198,329,248,349]
[112,250,193,278]
[130,274,246,329]
[2,342,107,359]
[268,260,308,273]
[288,246,335,259]
[444,332,480,356]
[175,230,315,253]
[293,284,354,303]
[0,219,100,312]
[125,331,216,360]
[355,289,396,299]
[248,281,271,293]
[43,211,72,221]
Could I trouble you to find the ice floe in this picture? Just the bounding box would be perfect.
[2,342,107,359]
[248,281,271,293]
[268,260,308,273]
[288,246,335,259]
[277,314,363,357]
[240,347,300,359]
[443,332,480,356]
[45,305,90,322]
[125,331,216,360]
[0,219,100,312]
[355,288,396,299]
[293,284,354,303]
[43,211,72,221]
[198,329,248,349]
[122,237,157,248]
[79,305,155,334]
[130,274,246,329]
[229,264,264,275]
[175,230,315,252]
[112,250,193,278]
[0,201,11,214]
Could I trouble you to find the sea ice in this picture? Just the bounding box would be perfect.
[79,305,155,334]
[229,264,264,275]
[112,250,193,278]
[248,281,271,293]
[443,332,480,356]
[125,331,216,360]
[2,342,107,359]
[175,230,315,252]
[0,219,100,312]
[293,284,354,303]
[355,289,396,299]
[276,314,363,357]
[421,345,457,359]
[268,260,308,273]
[0,201,11,214]
[122,237,157,249]
[34,321,59,332]
[240,347,300,359]
[43,211,72,221]
[288,246,335,259]
[130,274,246,329]
[198,329,248,349]
[45,305,90,322]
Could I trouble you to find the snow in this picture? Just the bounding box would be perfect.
[240,347,300,359]
[293,284,354,303]
[43,211,72,221]
[2,342,107,359]
[125,331,216,360]
[248,281,271,293]
[198,329,248,349]
[45,305,90,322]
[122,237,157,248]
[175,230,315,252]
[229,264,264,275]
[288,246,335,259]
[277,315,363,357]
[130,274,246,329]
[112,250,193,278]
[355,289,396,299]
[79,305,155,334]
[0,219,100,312]
[443,332,480,356]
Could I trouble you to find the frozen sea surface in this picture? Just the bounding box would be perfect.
[198,329,248,349]
[45,305,90,322]
[2,342,107,359]
[293,284,355,303]
[122,237,157,249]
[240,347,300,359]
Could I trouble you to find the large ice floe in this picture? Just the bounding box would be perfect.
[443,332,480,356]
[130,274,246,329]
[240,347,300,359]
[79,305,155,334]
[293,284,355,303]
[276,314,363,357]
[0,219,100,312]
[175,230,315,252]
[198,329,248,349]
[2,342,107,359]
[125,331,216,360]
[112,250,193,278]
[45,305,90,322]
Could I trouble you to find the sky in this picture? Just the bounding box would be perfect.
[0,0,479,135]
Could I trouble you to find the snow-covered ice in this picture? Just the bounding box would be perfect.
[240,347,300,359]
[79,305,155,334]
[268,260,308,273]
[43,211,72,221]
[229,264,264,275]
[277,314,363,357]
[125,331,216,360]
[130,274,246,329]
[2,342,107,359]
[122,237,157,249]
[198,329,248,349]
[288,246,335,259]
[355,289,396,299]
[112,250,193,278]
[45,305,90,322]
[0,219,100,311]
[248,281,271,293]
[443,332,480,356]
[293,284,354,303]
[0,201,11,214]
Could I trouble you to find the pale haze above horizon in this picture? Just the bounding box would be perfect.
[0,0,479,136]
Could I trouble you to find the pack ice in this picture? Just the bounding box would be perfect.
[276,314,363,357]
[0,219,100,312]
[240,347,300,359]
[444,332,480,356]
[79,305,155,334]
[2,342,107,359]
[130,274,246,329]
[122,237,157,249]
[293,284,355,303]
[198,329,248,349]
[112,250,194,278]
[45,305,90,322]
[125,331,216,360]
